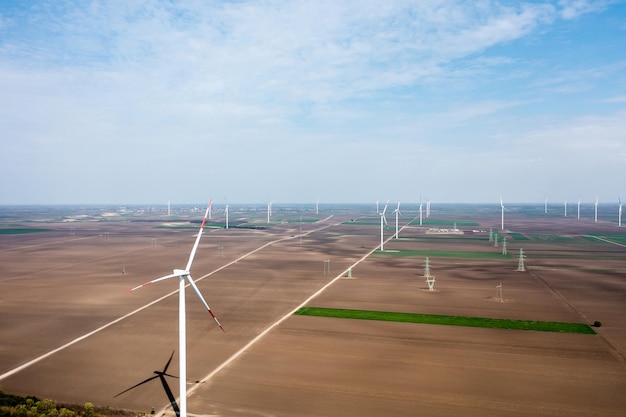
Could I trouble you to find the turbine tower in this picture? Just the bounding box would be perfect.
[126,201,223,417]
[379,201,389,251]
[316,199,319,215]
[426,199,431,218]
[500,196,505,231]
[393,199,401,239]
[595,197,599,223]
[223,197,229,229]
[564,200,567,217]
[577,198,581,220]
[419,197,423,226]
[267,201,273,223]
[544,197,548,214]
[619,197,623,227]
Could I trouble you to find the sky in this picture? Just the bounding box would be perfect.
[1,0,625,205]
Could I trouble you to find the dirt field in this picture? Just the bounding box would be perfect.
[1,204,625,416]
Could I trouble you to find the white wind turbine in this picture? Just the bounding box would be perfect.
[577,198,581,220]
[376,200,380,214]
[127,201,223,417]
[267,201,273,223]
[500,196,505,231]
[619,197,623,227]
[224,200,229,229]
[544,196,548,214]
[564,200,567,217]
[595,197,599,223]
[419,197,423,226]
[393,199,401,239]
[379,201,389,251]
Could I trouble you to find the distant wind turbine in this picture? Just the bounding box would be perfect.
[379,201,389,251]
[619,197,623,227]
[544,197,548,214]
[564,200,567,217]
[419,197,423,226]
[577,198,581,220]
[500,196,505,231]
[595,197,599,223]
[267,201,273,223]
[393,199,401,239]
[224,197,229,229]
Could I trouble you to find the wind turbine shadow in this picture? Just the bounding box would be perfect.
[115,351,180,417]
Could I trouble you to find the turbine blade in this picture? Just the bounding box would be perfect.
[126,273,179,293]
[184,200,212,272]
[186,275,225,332]
[114,375,159,397]
[162,350,175,373]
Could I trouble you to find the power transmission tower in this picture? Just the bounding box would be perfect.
[517,248,526,271]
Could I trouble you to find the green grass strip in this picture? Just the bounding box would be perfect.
[408,219,480,227]
[295,307,596,334]
[375,249,511,259]
[507,232,529,241]
[0,228,51,234]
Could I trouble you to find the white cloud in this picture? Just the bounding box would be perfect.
[0,1,623,204]
[558,0,612,19]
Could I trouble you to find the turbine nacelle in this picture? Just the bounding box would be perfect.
[174,269,189,276]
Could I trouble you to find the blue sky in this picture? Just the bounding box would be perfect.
[1,0,625,205]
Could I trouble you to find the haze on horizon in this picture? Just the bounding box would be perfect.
[1,1,625,206]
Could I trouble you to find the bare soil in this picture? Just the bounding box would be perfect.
[1,206,624,416]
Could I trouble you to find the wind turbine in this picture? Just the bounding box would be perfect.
[267,201,273,223]
[500,196,505,231]
[426,199,431,218]
[379,201,389,251]
[544,197,548,214]
[126,201,223,417]
[316,199,319,215]
[376,200,380,214]
[595,197,599,223]
[577,198,581,220]
[419,197,423,226]
[393,199,401,239]
[564,200,567,217]
[223,197,229,229]
[619,197,623,227]
[115,351,180,417]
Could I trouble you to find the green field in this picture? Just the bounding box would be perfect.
[295,307,596,334]
[0,228,51,234]
[408,219,480,227]
[374,249,511,259]
[507,232,529,240]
